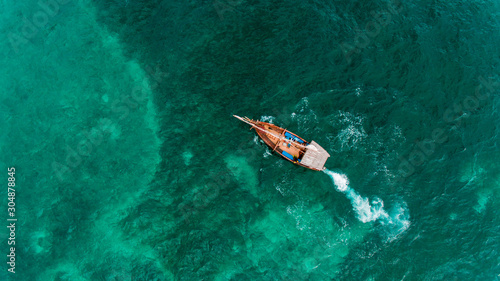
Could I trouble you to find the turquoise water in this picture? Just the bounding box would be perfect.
[2,0,500,280]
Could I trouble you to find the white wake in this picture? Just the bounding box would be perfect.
[324,169,410,241]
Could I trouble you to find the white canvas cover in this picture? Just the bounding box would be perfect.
[301,141,330,170]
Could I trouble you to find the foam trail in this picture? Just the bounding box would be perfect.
[323,169,410,240]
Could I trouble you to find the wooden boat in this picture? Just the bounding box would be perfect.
[234,115,330,171]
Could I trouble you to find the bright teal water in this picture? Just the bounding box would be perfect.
[2,0,500,280]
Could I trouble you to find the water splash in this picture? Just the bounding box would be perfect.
[324,169,410,241]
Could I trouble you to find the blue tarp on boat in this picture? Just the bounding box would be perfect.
[282,150,300,162]
[284,132,304,143]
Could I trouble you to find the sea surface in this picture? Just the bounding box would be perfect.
[1,0,500,280]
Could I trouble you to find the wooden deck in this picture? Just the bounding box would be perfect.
[256,123,305,160]
[256,124,282,149]
[277,141,302,158]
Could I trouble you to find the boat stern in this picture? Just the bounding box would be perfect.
[300,141,330,171]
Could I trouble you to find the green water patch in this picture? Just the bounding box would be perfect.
[182,150,193,166]
[224,154,259,197]
[240,197,371,279]
[2,0,165,279]
[457,152,500,214]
